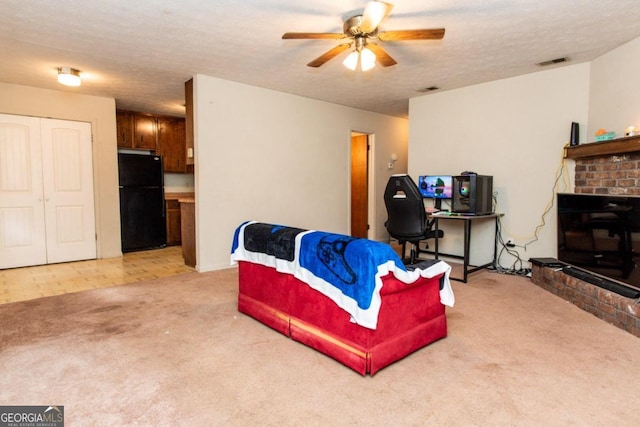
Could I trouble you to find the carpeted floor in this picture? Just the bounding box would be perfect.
[0,266,638,426]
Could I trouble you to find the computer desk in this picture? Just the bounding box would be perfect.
[429,212,503,283]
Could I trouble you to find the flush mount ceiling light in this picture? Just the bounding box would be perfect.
[57,67,81,86]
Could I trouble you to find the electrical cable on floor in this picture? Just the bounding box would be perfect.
[494,215,531,276]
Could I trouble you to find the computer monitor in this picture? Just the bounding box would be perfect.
[418,175,453,210]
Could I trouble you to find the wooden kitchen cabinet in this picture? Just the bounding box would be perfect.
[180,197,196,267]
[116,110,157,150]
[133,113,157,150]
[165,198,182,246]
[116,109,188,172]
[116,110,134,148]
[185,79,195,171]
[157,116,187,173]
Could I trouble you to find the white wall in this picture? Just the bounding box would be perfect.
[408,64,591,266]
[193,75,408,271]
[0,82,122,259]
[588,37,640,138]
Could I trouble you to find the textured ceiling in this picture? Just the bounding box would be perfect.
[1,0,639,118]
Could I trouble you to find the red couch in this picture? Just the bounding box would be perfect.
[233,222,453,376]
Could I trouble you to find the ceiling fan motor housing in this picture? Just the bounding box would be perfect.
[344,15,378,37]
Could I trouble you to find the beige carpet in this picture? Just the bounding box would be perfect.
[0,266,638,426]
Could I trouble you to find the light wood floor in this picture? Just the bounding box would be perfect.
[0,246,195,305]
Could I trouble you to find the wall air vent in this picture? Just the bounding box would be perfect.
[537,57,569,66]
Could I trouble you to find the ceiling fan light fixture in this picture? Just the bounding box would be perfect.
[360,47,376,71]
[57,67,81,86]
[343,51,360,71]
[283,2,444,69]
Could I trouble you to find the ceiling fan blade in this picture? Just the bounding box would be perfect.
[282,32,346,40]
[359,1,394,34]
[307,43,352,67]
[378,28,445,41]
[367,43,397,67]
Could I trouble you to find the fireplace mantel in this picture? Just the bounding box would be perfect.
[565,134,640,159]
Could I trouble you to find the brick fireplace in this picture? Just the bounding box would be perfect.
[529,135,640,338]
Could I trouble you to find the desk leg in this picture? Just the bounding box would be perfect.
[492,217,499,269]
[434,218,440,260]
[463,220,472,283]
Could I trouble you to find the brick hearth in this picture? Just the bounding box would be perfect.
[529,136,640,338]
[530,265,640,338]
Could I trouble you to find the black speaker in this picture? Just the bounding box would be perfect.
[570,122,579,146]
[452,174,493,215]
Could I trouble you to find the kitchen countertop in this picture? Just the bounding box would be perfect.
[165,192,194,201]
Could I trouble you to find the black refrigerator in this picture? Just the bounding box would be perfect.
[118,153,167,252]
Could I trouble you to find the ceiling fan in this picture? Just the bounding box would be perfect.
[282,1,445,70]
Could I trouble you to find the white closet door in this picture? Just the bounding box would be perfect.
[40,119,96,264]
[0,114,96,269]
[0,114,47,268]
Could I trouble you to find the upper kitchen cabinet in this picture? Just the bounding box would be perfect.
[157,116,187,173]
[116,110,134,148]
[116,109,189,173]
[116,110,157,150]
[133,113,157,150]
[185,79,195,171]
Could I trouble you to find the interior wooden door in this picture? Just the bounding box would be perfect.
[350,134,368,238]
[40,119,96,264]
[0,114,48,268]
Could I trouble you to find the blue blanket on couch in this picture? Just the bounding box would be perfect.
[231,221,454,329]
